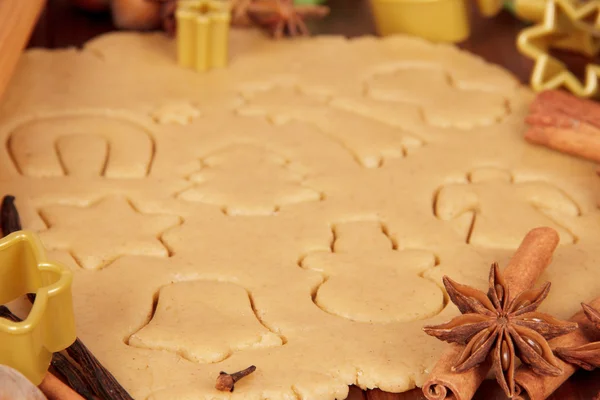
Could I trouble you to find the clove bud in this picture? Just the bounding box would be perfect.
[215,365,256,392]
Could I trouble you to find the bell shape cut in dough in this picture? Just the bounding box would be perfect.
[129,280,283,364]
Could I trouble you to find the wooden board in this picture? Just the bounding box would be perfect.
[0,0,45,101]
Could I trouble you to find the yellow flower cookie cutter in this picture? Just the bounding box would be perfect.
[176,0,231,72]
[370,0,504,42]
[0,231,76,385]
[516,0,600,97]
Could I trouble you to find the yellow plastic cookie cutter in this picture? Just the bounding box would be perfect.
[516,0,600,97]
[509,0,547,22]
[0,230,76,385]
[176,0,231,72]
[369,0,504,42]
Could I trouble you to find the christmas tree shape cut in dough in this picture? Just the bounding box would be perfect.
[178,144,322,215]
[301,221,443,323]
[39,197,181,269]
[237,83,422,168]
[435,168,579,248]
[128,280,283,363]
[366,66,508,129]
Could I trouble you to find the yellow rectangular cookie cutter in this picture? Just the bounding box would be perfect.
[516,0,600,98]
[176,0,231,72]
[369,0,503,42]
[0,230,76,385]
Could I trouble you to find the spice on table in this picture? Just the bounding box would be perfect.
[246,0,329,39]
[231,0,253,25]
[514,298,600,400]
[154,0,328,39]
[51,353,97,400]
[158,0,178,36]
[38,372,86,400]
[421,227,561,400]
[525,90,600,163]
[424,263,576,398]
[65,338,134,400]
[0,195,21,236]
[215,365,257,392]
[555,303,600,369]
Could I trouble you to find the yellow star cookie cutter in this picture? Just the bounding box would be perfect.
[0,231,76,385]
[516,0,600,97]
[176,0,231,72]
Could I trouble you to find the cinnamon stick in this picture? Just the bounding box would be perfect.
[39,372,86,400]
[524,90,600,163]
[422,227,560,400]
[514,296,600,400]
[528,90,600,128]
[526,125,600,164]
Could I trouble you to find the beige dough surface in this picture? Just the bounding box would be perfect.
[2,29,600,399]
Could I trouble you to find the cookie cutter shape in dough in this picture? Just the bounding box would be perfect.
[0,231,76,386]
[516,0,600,97]
[176,0,231,72]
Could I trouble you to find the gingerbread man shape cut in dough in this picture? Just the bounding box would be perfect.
[435,168,580,248]
[237,83,421,168]
[301,221,443,323]
[129,281,282,364]
[39,196,181,269]
[366,66,508,129]
[178,144,322,215]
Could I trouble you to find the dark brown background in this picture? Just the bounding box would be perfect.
[26,1,600,399]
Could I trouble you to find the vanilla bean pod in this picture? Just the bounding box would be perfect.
[51,354,96,400]
[0,195,21,235]
[1,195,133,399]
[1,196,37,305]
[0,305,20,322]
[66,339,133,400]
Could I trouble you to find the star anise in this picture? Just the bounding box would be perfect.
[246,0,329,39]
[423,263,577,398]
[555,303,600,370]
[230,0,253,25]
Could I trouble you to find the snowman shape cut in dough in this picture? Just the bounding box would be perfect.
[301,221,443,323]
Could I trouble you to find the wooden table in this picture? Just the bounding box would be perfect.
[26,1,600,399]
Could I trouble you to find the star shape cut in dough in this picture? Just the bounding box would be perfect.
[516,0,600,97]
[39,197,181,269]
[151,102,201,125]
